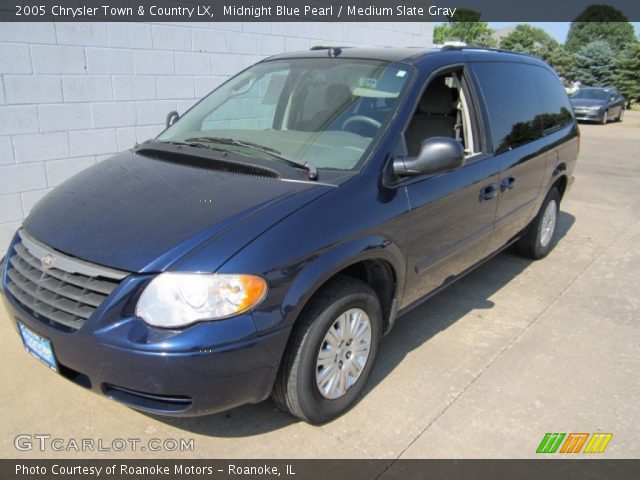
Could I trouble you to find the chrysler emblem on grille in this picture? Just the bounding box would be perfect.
[41,254,54,268]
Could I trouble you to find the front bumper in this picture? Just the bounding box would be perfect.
[1,253,290,417]
[573,109,605,122]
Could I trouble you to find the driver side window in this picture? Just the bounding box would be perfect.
[405,70,477,158]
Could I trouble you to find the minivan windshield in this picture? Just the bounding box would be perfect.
[571,88,609,101]
[157,58,412,171]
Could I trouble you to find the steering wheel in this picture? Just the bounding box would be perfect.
[342,115,382,136]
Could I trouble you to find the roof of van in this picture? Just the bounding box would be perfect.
[266,46,543,65]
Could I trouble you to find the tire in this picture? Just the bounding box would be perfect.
[616,109,624,122]
[272,275,382,424]
[601,111,608,124]
[515,187,561,260]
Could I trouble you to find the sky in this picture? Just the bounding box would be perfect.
[488,22,640,43]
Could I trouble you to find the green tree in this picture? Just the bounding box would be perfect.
[434,8,496,47]
[613,43,640,106]
[571,40,616,86]
[566,5,636,52]
[499,24,574,83]
[547,46,575,83]
[500,24,558,56]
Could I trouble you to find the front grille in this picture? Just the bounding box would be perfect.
[6,230,128,332]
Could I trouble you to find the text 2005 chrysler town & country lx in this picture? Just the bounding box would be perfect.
[1,47,578,424]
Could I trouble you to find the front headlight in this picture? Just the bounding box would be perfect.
[589,105,603,110]
[135,273,267,328]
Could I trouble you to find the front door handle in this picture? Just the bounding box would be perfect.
[500,176,516,192]
[479,183,498,202]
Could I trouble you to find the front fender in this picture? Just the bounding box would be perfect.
[219,173,411,336]
[279,236,405,331]
[222,235,406,336]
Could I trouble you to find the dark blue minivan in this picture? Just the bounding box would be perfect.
[1,47,578,423]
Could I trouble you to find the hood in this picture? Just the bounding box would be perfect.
[23,150,329,272]
[570,98,606,108]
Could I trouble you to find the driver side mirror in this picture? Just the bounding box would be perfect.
[166,111,180,128]
[394,137,465,177]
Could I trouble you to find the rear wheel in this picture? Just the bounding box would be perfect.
[272,275,382,424]
[515,187,560,260]
[616,108,624,122]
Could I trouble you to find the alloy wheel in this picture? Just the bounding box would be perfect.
[315,308,372,400]
[540,199,558,248]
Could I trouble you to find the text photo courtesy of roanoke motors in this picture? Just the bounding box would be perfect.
[0,0,640,478]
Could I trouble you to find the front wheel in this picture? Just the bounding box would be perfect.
[515,187,561,260]
[601,111,608,124]
[272,275,382,424]
[616,109,624,122]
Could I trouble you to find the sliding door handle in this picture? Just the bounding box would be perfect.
[479,183,498,201]
[500,176,516,192]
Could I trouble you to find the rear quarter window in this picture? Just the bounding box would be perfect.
[530,66,574,133]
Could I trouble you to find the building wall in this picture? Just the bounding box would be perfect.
[0,21,433,255]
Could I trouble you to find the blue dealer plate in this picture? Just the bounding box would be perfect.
[18,322,58,371]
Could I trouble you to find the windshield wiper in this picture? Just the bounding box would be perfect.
[184,136,318,180]
[161,140,228,154]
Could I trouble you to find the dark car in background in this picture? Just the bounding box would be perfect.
[1,47,579,424]
[570,87,625,124]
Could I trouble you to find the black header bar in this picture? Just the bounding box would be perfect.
[2,0,640,22]
[2,459,640,480]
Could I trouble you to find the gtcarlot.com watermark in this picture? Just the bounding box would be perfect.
[15,434,195,453]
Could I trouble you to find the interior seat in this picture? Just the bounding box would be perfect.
[405,78,457,156]
[309,84,354,131]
